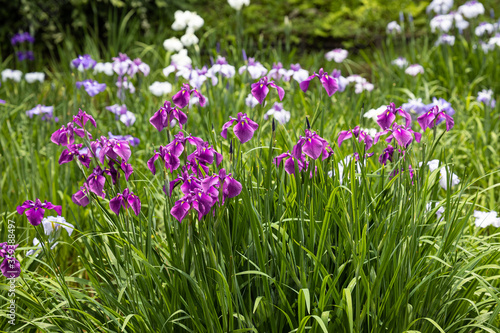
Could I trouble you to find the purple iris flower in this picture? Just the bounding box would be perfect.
[106,104,128,118]
[401,98,426,114]
[86,166,106,198]
[337,126,373,150]
[16,51,34,61]
[417,105,454,132]
[0,243,21,278]
[379,145,395,165]
[17,198,62,226]
[71,55,97,71]
[297,129,330,160]
[299,68,338,97]
[221,112,259,143]
[149,101,188,131]
[275,144,308,175]
[374,123,422,148]
[108,132,140,147]
[73,109,97,128]
[148,146,181,174]
[217,168,242,203]
[187,143,223,167]
[251,76,285,105]
[376,103,412,130]
[109,188,141,216]
[148,133,205,175]
[76,80,107,97]
[11,32,35,45]
[51,122,89,146]
[121,161,134,181]
[58,143,91,168]
[26,105,54,120]
[104,161,120,185]
[172,83,206,109]
[97,137,131,164]
[72,185,90,207]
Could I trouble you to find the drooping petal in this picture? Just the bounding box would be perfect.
[147,153,160,175]
[392,127,413,147]
[251,82,270,105]
[337,130,353,147]
[171,199,191,223]
[149,108,168,132]
[376,111,396,130]
[121,161,134,181]
[127,194,141,216]
[25,207,45,226]
[16,201,34,215]
[172,88,191,109]
[320,73,338,96]
[233,119,256,143]
[299,74,316,92]
[221,119,236,139]
[224,177,242,199]
[302,137,325,160]
[109,196,123,215]
[269,82,285,101]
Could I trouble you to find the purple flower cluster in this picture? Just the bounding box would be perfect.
[0,243,21,278]
[112,53,150,100]
[275,129,333,175]
[17,51,34,61]
[71,54,97,72]
[51,109,141,216]
[76,79,107,97]
[11,32,35,45]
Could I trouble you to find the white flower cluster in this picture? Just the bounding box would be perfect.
[419,159,460,190]
[228,0,250,11]
[325,49,348,63]
[2,69,46,83]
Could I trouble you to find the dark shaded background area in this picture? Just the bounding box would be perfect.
[1,0,499,58]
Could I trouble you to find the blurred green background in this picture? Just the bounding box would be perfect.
[5,0,500,58]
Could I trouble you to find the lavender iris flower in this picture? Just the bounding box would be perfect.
[11,32,35,45]
[401,98,426,114]
[264,102,291,124]
[106,104,128,119]
[477,89,496,108]
[331,69,348,92]
[238,57,268,79]
[425,97,455,116]
[76,79,107,97]
[108,132,140,146]
[300,68,338,97]
[26,105,55,121]
[17,198,62,226]
[221,112,259,143]
[71,55,97,72]
[17,51,34,61]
